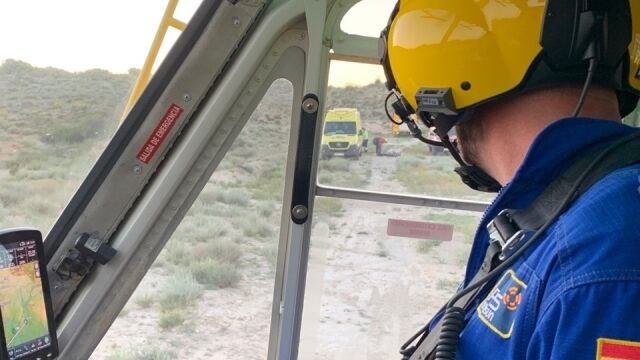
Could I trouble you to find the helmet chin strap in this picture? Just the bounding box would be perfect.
[439,134,502,193]
[384,92,503,193]
[427,113,503,193]
[454,164,502,193]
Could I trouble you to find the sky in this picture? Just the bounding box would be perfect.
[0,0,395,87]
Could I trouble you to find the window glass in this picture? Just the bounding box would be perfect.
[0,58,136,234]
[339,0,396,38]
[0,0,200,233]
[320,61,494,202]
[324,121,358,135]
[309,57,488,358]
[92,79,293,359]
[300,197,481,358]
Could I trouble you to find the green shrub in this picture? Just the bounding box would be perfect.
[416,240,439,254]
[133,293,154,308]
[106,350,132,360]
[180,216,228,243]
[159,308,187,329]
[319,158,350,172]
[249,167,284,201]
[158,273,203,311]
[422,213,480,244]
[196,185,220,204]
[317,157,369,188]
[189,258,241,289]
[0,187,23,207]
[397,154,423,168]
[257,201,278,217]
[191,240,242,265]
[203,203,244,218]
[317,173,333,184]
[215,189,250,207]
[403,143,429,157]
[259,243,279,269]
[395,155,478,197]
[239,216,274,239]
[106,346,178,360]
[20,196,58,217]
[163,239,192,267]
[314,197,343,216]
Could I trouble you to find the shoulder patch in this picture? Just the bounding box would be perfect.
[597,338,640,360]
[476,269,527,339]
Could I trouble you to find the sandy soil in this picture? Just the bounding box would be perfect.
[91,253,276,360]
[91,146,474,360]
[299,153,471,359]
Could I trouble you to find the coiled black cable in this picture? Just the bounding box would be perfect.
[385,91,404,125]
[434,307,466,360]
[383,91,445,147]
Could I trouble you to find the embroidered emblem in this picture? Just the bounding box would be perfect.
[477,269,527,338]
[596,338,640,360]
[502,286,522,311]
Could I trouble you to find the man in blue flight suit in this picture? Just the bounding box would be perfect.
[379,1,640,359]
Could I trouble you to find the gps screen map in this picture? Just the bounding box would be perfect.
[0,229,58,360]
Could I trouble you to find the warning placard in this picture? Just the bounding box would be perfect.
[136,103,184,164]
[387,219,453,241]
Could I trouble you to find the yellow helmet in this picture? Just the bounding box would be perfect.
[379,0,640,192]
[380,0,640,124]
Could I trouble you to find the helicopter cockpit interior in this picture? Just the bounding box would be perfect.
[2,0,639,359]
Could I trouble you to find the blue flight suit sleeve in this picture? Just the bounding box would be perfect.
[527,280,640,359]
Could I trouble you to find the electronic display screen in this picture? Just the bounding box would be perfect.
[0,229,58,360]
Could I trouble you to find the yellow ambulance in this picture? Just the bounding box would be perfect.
[320,108,362,159]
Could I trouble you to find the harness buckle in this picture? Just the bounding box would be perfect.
[499,230,531,260]
[487,210,531,260]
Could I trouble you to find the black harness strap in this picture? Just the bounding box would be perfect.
[404,133,640,360]
[494,137,640,249]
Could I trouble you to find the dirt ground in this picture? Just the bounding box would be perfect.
[299,152,473,359]
[91,143,477,360]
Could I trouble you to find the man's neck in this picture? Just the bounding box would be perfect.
[474,86,620,186]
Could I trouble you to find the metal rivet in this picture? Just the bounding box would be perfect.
[232,16,241,26]
[302,98,318,113]
[292,205,308,220]
[461,81,471,91]
[183,93,192,102]
[133,165,143,174]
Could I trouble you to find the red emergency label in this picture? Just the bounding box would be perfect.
[387,219,454,241]
[136,104,184,164]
